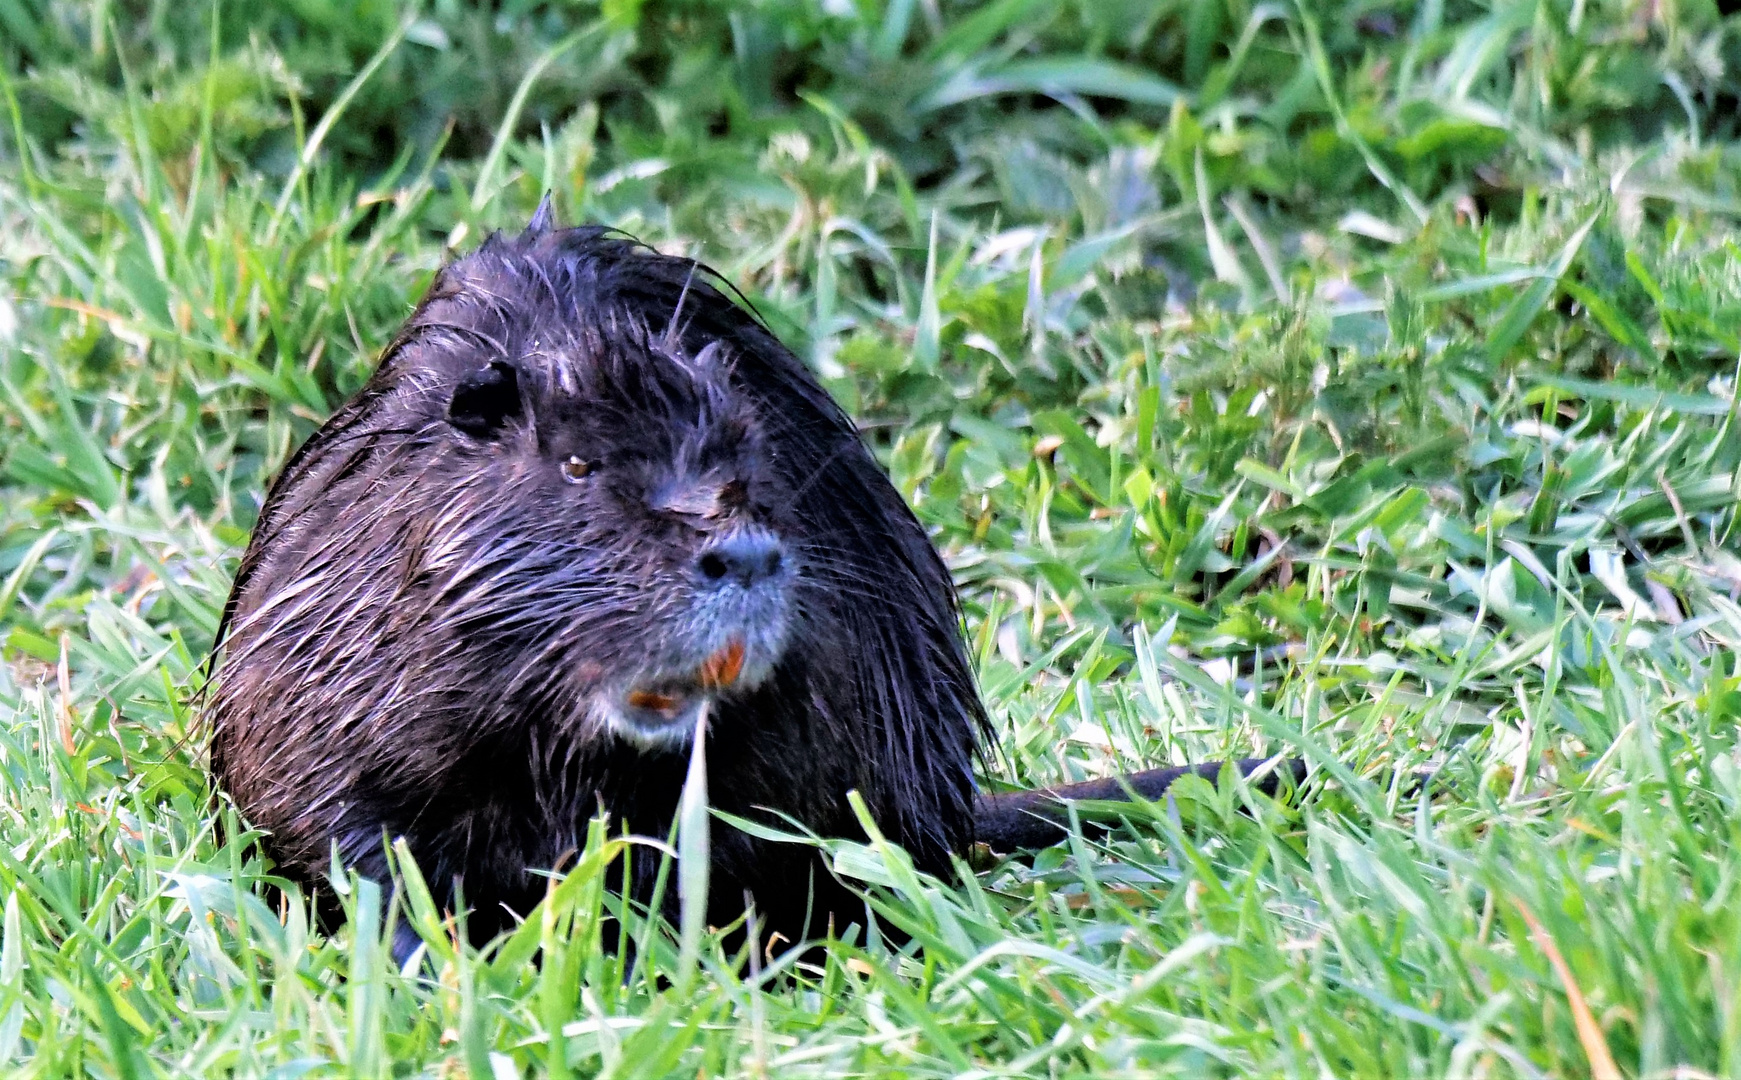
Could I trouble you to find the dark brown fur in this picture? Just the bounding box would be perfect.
[210,219,983,953]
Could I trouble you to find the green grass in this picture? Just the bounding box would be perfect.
[2,0,1740,1075]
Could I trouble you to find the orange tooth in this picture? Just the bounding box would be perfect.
[700,641,745,689]
[626,690,680,711]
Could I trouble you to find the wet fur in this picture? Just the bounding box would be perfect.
[209,223,986,946]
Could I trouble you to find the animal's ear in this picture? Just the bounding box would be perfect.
[525,192,557,236]
[449,361,521,435]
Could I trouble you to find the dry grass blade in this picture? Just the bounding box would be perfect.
[1514,899,1622,1080]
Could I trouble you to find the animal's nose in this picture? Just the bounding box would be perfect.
[696,529,785,588]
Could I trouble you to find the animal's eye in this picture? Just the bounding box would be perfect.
[560,455,593,483]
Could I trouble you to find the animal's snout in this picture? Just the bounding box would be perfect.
[696,529,786,588]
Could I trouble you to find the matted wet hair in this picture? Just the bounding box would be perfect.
[208,212,987,950]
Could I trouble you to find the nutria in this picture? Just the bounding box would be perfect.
[209,209,1300,959]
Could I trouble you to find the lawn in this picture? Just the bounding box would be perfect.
[2,0,1740,1075]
